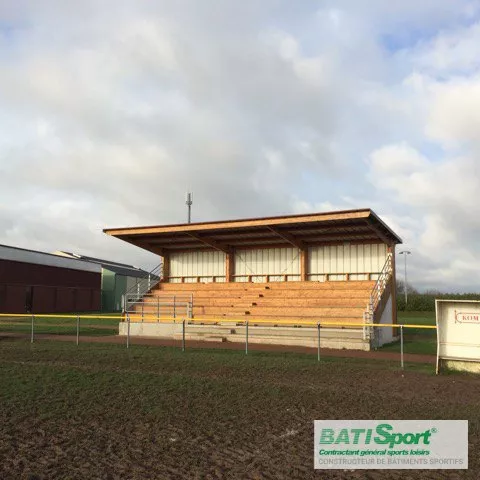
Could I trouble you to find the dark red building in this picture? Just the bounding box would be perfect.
[0,244,101,313]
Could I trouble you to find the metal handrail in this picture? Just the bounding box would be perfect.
[121,263,163,312]
[363,253,393,341]
[124,297,193,320]
[164,272,383,283]
[370,253,393,312]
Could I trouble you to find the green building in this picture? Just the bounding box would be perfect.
[55,252,157,312]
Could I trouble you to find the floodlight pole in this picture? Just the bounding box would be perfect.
[399,251,411,306]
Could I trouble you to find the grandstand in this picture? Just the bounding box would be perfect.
[104,208,401,350]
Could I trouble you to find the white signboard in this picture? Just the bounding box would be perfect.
[436,299,480,373]
[314,420,468,470]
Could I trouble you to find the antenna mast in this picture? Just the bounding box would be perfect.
[186,192,193,223]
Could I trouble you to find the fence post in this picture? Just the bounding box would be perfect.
[317,323,321,362]
[182,318,186,352]
[31,314,34,344]
[190,293,193,317]
[362,312,365,340]
[157,297,160,322]
[127,313,130,349]
[400,325,404,370]
[245,320,249,355]
[76,315,80,346]
[148,274,151,291]
[173,295,176,319]
[141,302,144,322]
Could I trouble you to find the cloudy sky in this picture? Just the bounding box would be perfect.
[1,0,480,291]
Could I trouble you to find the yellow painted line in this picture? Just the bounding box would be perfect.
[0,314,121,319]
[0,313,437,329]
[122,317,437,329]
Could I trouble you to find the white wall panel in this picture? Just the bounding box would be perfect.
[308,243,387,280]
[169,251,226,282]
[234,248,300,282]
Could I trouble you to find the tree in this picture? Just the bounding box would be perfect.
[424,288,442,295]
[395,278,418,296]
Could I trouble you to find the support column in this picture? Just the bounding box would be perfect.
[162,252,170,282]
[300,249,308,282]
[226,249,234,283]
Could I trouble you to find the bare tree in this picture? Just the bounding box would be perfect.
[396,278,418,296]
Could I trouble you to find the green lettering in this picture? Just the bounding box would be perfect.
[390,433,403,448]
[374,423,393,446]
[351,429,365,444]
[423,430,432,445]
[403,433,416,445]
[319,429,335,444]
[335,429,350,444]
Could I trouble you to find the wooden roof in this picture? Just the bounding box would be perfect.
[103,208,402,255]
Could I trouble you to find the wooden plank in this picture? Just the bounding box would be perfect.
[200,305,366,316]
[161,252,170,280]
[103,210,372,236]
[364,220,392,245]
[266,226,305,250]
[225,251,234,283]
[300,249,308,282]
[186,232,231,254]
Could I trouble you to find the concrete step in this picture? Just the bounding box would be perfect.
[118,322,371,351]
[184,324,366,339]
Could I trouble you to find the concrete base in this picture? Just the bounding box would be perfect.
[439,358,480,374]
[119,322,372,351]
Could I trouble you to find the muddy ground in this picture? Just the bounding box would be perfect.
[0,337,477,479]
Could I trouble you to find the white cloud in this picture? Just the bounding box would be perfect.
[1,0,480,290]
[369,143,429,176]
[413,21,480,74]
[427,77,480,147]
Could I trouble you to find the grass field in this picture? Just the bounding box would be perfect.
[0,338,479,479]
[380,311,437,356]
[0,314,119,337]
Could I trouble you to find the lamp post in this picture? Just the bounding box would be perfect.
[399,251,411,306]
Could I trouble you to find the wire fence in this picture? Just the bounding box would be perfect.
[0,313,437,370]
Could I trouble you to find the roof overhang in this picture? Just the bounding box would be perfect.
[103,209,402,256]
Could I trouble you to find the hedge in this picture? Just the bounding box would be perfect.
[397,293,480,311]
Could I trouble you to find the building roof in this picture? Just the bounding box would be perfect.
[0,244,101,273]
[55,252,155,278]
[103,208,402,255]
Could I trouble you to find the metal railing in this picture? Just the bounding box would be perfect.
[118,315,436,370]
[164,273,383,283]
[123,293,194,320]
[363,253,393,344]
[0,312,436,371]
[121,263,163,312]
[370,253,393,312]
